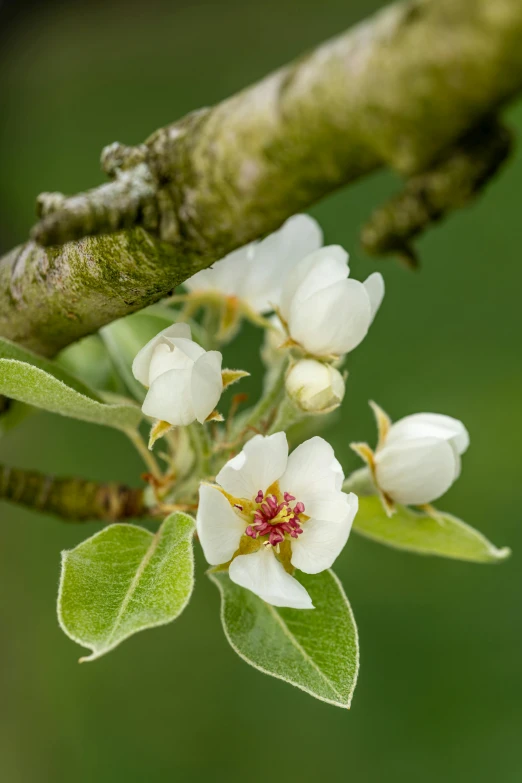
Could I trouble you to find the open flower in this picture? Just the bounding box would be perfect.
[278,245,384,358]
[184,214,322,315]
[132,322,223,426]
[197,432,358,609]
[286,359,345,414]
[352,402,469,511]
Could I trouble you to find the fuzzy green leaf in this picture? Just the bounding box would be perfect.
[58,334,123,393]
[209,569,359,708]
[58,512,196,661]
[0,337,141,432]
[353,495,510,563]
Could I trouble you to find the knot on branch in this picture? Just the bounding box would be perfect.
[31,156,161,247]
[29,109,212,249]
[361,117,513,266]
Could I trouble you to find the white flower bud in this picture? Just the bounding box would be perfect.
[279,246,384,358]
[132,323,223,426]
[374,412,469,505]
[286,359,345,413]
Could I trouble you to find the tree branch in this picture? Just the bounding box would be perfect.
[1,0,522,355]
[0,464,146,522]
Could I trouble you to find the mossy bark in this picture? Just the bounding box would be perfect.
[1,0,522,355]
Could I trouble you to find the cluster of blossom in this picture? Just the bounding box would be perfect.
[132,215,469,609]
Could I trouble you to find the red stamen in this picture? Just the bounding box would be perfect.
[245,486,306,548]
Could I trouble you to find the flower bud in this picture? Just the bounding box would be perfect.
[278,245,384,358]
[374,412,469,505]
[132,323,223,426]
[286,359,345,414]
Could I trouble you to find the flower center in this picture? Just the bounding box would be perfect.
[245,490,305,547]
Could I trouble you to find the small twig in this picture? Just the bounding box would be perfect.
[0,463,147,523]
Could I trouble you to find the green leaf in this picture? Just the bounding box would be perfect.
[58,334,123,393]
[58,512,196,661]
[101,311,176,401]
[209,569,359,708]
[0,337,141,432]
[0,399,33,437]
[353,495,510,563]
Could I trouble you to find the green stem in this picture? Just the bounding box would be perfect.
[188,423,212,477]
[267,397,305,435]
[125,428,162,479]
[342,467,377,496]
[243,359,288,433]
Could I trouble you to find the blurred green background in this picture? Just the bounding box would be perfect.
[1,0,521,780]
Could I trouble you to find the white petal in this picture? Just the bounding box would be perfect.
[279,436,344,510]
[229,548,314,609]
[300,488,354,522]
[291,491,358,574]
[363,272,385,322]
[184,243,255,297]
[279,246,349,321]
[385,412,469,455]
[288,278,372,357]
[216,432,288,500]
[196,484,245,565]
[375,436,458,505]
[191,350,223,423]
[141,368,195,426]
[168,337,206,363]
[148,342,183,385]
[246,215,323,312]
[132,323,192,386]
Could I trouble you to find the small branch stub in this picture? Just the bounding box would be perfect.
[0,463,146,522]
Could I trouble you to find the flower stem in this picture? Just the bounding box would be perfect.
[244,359,288,433]
[267,396,305,435]
[342,466,376,495]
[125,428,163,480]
[188,423,212,477]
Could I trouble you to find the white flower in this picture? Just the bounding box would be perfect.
[286,359,345,414]
[197,432,358,609]
[132,323,223,426]
[278,245,384,358]
[184,214,323,314]
[372,408,470,506]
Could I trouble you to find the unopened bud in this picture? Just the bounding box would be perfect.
[286,359,345,414]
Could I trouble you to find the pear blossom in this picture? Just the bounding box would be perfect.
[278,245,384,358]
[132,322,223,426]
[286,359,345,414]
[197,432,358,609]
[184,214,323,314]
[354,404,470,507]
